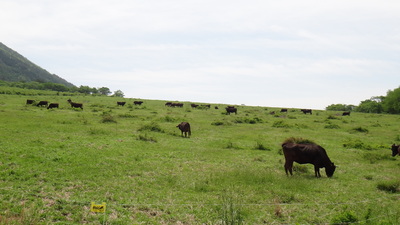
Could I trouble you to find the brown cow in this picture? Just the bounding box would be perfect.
[226,106,237,115]
[342,111,351,116]
[391,144,399,157]
[282,139,336,177]
[177,122,191,137]
[26,99,35,104]
[191,104,199,108]
[47,103,59,109]
[301,109,312,114]
[36,101,49,107]
[67,99,83,110]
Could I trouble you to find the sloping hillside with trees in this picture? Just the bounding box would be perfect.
[326,86,400,114]
[0,42,74,87]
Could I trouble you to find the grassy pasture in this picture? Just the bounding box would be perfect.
[0,94,399,224]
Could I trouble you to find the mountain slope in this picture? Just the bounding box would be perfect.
[0,42,75,87]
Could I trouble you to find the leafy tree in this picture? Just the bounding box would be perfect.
[98,87,111,95]
[78,85,93,94]
[355,99,383,113]
[113,90,124,97]
[382,86,400,114]
[326,104,356,111]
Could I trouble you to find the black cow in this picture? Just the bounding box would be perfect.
[177,122,191,137]
[67,99,83,110]
[36,101,49,107]
[134,101,143,105]
[391,144,399,157]
[117,102,126,106]
[26,99,35,104]
[165,102,172,107]
[280,108,288,113]
[226,106,237,115]
[282,139,336,177]
[191,104,199,108]
[301,109,312,114]
[47,103,59,109]
[342,112,351,116]
[171,103,183,107]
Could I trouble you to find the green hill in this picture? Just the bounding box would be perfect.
[0,42,75,87]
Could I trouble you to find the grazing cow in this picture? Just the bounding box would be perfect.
[47,103,59,109]
[342,111,351,116]
[26,99,35,104]
[269,111,275,115]
[177,122,191,137]
[165,102,172,107]
[117,101,126,106]
[301,109,312,114]
[191,104,199,108]
[171,103,184,107]
[215,106,219,109]
[391,144,399,157]
[36,101,49,107]
[67,99,83,110]
[282,139,336,177]
[280,108,288,113]
[226,106,237,115]
[134,101,143,105]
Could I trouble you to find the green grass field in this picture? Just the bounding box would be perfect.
[0,93,399,224]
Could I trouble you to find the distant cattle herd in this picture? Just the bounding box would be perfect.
[25,98,398,176]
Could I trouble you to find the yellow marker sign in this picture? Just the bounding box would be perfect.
[91,202,106,213]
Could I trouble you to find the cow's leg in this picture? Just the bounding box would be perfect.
[284,161,293,176]
[314,166,321,177]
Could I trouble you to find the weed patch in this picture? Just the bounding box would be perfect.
[272,120,291,128]
[342,139,373,150]
[138,122,164,133]
[377,180,400,193]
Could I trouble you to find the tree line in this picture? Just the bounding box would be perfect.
[0,80,125,97]
[326,86,400,114]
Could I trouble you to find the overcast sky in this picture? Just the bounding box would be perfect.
[1,0,399,109]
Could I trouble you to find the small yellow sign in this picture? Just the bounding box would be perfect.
[91,202,106,213]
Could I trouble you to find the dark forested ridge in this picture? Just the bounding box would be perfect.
[0,42,75,87]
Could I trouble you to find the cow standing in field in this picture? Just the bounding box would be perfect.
[36,101,49,107]
[301,109,312,114]
[226,106,237,115]
[134,101,143,105]
[391,144,399,157]
[67,99,83,110]
[191,104,199,108]
[282,139,336,177]
[177,122,191,137]
[342,112,351,116]
[280,108,288,113]
[26,99,35,104]
[47,103,59,109]
[117,102,126,106]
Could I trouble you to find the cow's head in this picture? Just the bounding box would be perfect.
[325,162,336,177]
[391,144,399,157]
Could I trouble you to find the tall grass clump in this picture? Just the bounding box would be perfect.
[138,122,164,133]
[342,138,372,150]
[377,180,400,193]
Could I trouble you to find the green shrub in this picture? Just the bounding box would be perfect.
[324,124,341,129]
[138,122,164,133]
[377,180,400,193]
[342,139,372,150]
[351,126,369,133]
[331,210,358,224]
[101,114,117,123]
[272,120,291,128]
[254,142,271,151]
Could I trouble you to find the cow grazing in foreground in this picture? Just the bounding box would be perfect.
[391,144,399,157]
[301,109,312,114]
[67,99,83,110]
[26,99,35,104]
[36,101,49,107]
[280,108,288,113]
[342,111,351,116]
[177,122,191,137]
[117,101,126,106]
[134,101,143,105]
[282,139,336,178]
[47,103,59,109]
